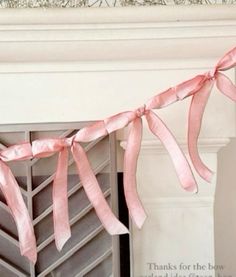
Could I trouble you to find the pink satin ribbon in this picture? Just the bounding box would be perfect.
[188,79,214,182]
[32,138,72,251]
[0,143,37,263]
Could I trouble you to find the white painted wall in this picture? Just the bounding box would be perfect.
[0,6,235,277]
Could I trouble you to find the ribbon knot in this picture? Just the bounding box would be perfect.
[135,105,148,118]
[206,69,217,81]
[63,136,75,147]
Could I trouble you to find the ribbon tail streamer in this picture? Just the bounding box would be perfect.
[146,110,197,192]
[216,72,236,101]
[0,161,37,263]
[188,79,214,183]
[53,147,71,251]
[71,143,129,235]
[123,117,147,229]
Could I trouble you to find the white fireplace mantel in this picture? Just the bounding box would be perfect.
[0,6,236,277]
[0,6,235,125]
[0,6,235,127]
[0,6,235,64]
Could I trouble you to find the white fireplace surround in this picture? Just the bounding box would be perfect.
[0,6,236,277]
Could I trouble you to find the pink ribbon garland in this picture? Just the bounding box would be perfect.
[0,46,235,263]
[0,143,37,263]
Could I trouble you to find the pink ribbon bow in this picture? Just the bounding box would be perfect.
[32,136,129,251]
[75,106,197,229]
[146,46,236,183]
[187,47,236,182]
[0,143,37,263]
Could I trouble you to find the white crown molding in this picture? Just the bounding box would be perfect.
[0,6,235,63]
[0,59,220,74]
[120,138,231,154]
[0,6,235,24]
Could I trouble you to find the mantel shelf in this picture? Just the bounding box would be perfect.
[0,6,235,62]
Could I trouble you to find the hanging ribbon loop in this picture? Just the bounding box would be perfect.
[187,79,215,182]
[52,146,71,251]
[123,115,147,228]
[101,105,197,228]
[32,138,71,251]
[71,141,129,235]
[0,143,37,264]
[145,110,197,192]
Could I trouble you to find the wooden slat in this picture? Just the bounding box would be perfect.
[32,137,104,196]
[33,159,109,226]
[37,188,111,252]
[75,248,112,277]
[109,132,120,277]
[0,200,10,213]
[0,229,19,248]
[38,225,104,277]
[0,257,29,277]
[24,131,35,277]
